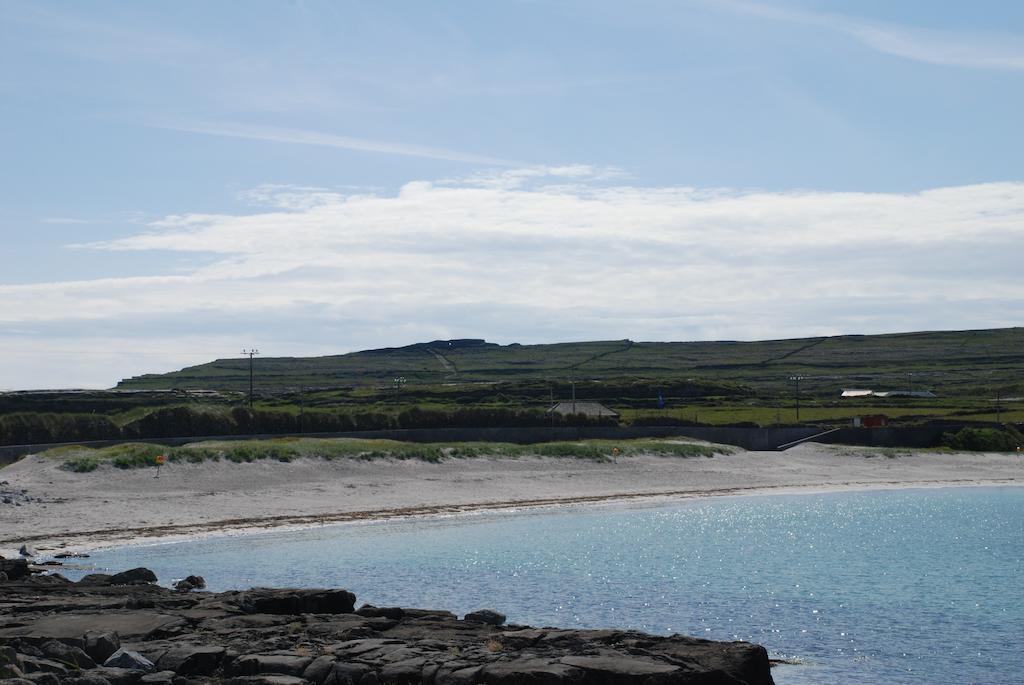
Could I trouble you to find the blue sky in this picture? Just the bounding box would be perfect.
[1,0,1023,388]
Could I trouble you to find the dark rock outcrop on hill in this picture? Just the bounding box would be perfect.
[0,569,775,684]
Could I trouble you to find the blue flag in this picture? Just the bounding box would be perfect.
[657,394,665,409]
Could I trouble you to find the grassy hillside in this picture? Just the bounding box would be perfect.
[2,328,1021,446]
[117,328,1024,400]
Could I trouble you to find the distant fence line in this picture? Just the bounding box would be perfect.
[0,423,978,466]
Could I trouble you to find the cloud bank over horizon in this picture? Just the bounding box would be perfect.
[2,170,1022,389]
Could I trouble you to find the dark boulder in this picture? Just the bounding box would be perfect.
[109,568,157,585]
[379,657,429,683]
[323,663,370,685]
[27,574,71,586]
[18,656,70,676]
[77,574,113,586]
[238,589,355,615]
[83,632,121,665]
[0,660,26,681]
[172,575,206,592]
[463,609,506,626]
[0,647,19,667]
[155,645,225,676]
[301,656,336,685]
[38,641,95,670]
[355,605,404,620]
[0,558,30,580]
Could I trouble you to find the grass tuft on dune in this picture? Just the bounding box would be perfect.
[43,437,730,472]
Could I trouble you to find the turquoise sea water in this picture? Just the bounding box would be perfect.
[68,487,1022,684]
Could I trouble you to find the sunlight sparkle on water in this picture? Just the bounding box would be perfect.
[67,487,1024,685]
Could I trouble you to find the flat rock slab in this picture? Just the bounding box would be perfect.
[228,676,307,685]
[0,612,184,643]
[480,658,584,683]
[231,654,312,677]
[0,575,775,684]
[560,654,682,676]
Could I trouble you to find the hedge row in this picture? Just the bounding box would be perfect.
[0,405,615,446]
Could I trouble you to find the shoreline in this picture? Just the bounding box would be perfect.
[0,577,776,685]
[11,476,1023,558]
[2,442,1021,557]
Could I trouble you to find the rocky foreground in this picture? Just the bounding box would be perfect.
[0,559,774,685]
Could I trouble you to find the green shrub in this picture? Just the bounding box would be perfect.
[942,427,1019,451]
[448,445,487,459]
[62,456,99,472]
[632,441,721,458]
[217,442,297,462]
[535,443,609,461]
[399,447,444,463]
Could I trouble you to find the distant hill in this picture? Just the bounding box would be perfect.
[116,327,1024,398]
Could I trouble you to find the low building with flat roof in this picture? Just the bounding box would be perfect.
[547,401,620,418]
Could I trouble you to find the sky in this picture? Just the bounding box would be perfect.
[1,0,1023,389]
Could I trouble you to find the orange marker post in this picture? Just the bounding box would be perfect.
[155,454,167,478]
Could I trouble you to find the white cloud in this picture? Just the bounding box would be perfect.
[41,217,98,225]
[152,120,522,166]
[711,0,1024,72]
[454,165,629,190]
[3,171,1024,387]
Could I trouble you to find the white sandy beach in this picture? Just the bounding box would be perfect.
[1,442,1021,557]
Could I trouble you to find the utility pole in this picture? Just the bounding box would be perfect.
[550,386,555,430]
[789,375,804,423]
[241,349,260,407]
[570,365,577,415]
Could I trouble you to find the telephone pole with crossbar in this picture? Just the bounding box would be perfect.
[242,349,260,407]
[789,375,804,423]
